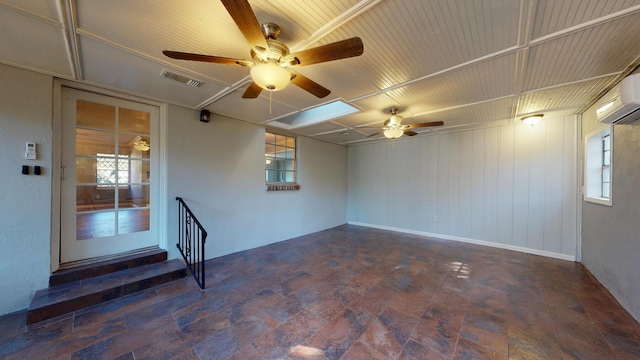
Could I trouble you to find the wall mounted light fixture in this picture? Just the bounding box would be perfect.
[521,114,543,126]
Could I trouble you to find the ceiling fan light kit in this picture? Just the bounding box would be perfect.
[250,61,291,91]
[384,128,404,139]
[132,136,150,151]
[369,107,444,139]
[162,0,364,99]
[521,114,543,126]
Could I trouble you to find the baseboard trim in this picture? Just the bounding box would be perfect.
[347,221,576,262]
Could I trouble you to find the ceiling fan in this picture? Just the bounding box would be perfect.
[368,107,444,139]
[162,0,364,99]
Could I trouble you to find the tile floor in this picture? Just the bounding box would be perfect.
[2,225,640,359]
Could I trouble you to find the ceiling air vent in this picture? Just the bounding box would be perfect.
[160,69,203,87]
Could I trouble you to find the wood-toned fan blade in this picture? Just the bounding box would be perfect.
[290,71,331,98]
[404,130,418,136]
[287,37,364,66]
[406,121,444,128]
[163,51,251,66]
[242,82,263,98]
[220,0,269,52]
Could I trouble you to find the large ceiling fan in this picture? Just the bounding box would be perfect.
[368,107,444,139]
[162,0,364,99]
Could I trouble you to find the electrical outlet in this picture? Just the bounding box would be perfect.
[432,215,438,222]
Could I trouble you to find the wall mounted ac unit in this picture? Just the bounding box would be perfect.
[596,73,640,124]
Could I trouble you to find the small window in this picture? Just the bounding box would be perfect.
[265,131,296,184]
[96,153,129,188]
[584,126,612,205]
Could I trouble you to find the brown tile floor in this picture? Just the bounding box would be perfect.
[2,224,640,359]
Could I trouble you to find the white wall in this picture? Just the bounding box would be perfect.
[166,105,348,260]
[581,103,640,322]
[348,116,578,259]
[0,64,53,315]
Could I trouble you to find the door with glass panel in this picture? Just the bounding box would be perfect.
[60,88,159,264]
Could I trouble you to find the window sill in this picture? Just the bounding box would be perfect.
[266,184,300,191]
[584,196,612,206]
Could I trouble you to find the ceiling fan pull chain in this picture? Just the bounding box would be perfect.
[269,91,272,114]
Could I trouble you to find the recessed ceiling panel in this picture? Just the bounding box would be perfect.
[531,0,640,39]
[414,98,515,128]
[0,9,72,77]
[382,53,517,114]
[517,76,618,115]
[1,0,60,19]
[523,12,640,91]
[321,0,521,90]
[80,37,227,108]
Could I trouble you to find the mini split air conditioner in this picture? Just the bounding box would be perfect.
[596,73,640,124]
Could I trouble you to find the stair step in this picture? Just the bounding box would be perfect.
[49,249,168,287]
[27,259,186,325]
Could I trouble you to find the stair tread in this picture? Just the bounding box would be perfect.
[49,249,168,286]
[29,259,185,310]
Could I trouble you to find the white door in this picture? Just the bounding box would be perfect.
[60,88,159,264]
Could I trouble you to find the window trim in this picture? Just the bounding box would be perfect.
[584,125,612,206]
[265,130,298,189]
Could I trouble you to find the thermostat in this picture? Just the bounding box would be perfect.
[26,142,36,160]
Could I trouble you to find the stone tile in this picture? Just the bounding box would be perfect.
[263,287,322,324]
[71,315,178,360]
[306,287,359,322]
[226,344,263,360]
[388,285,432,318]
[4,225,640,360]
[453,337,508,360]
[398,339,447,360]
[307,309,371,360]
[358,307,418,358]
[252,326,305,360]
[340,341,388,360]
[411,301,466,358]
[349,285,391,319]
[279,309,329,340]
[192,312,276,360]
[123,290,203,329]
[459,308,508,356]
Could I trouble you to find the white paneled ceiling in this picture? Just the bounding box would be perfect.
[1,0,640,145]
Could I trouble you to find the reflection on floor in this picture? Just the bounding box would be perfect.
[76,208,149,240]
[2,224,640,359]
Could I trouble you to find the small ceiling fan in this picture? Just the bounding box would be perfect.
[162,0,364,99]
[368,107,444,139]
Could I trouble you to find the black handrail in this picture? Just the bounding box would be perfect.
[176,197,207,289]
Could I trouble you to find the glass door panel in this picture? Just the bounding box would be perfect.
[61,88,159,263]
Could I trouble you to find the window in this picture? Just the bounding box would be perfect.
[96,153,129,188]
[265,131,296,184]
[584,125,612,205]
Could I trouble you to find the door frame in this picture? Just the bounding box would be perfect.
[51,80,168,272]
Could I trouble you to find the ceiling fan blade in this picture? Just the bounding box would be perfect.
[220,0,270,52]
[406,121,444,128]
[290,70,331,98]
[163,51,252,66]
[287,37,364,66]
[367,131,382,138]
[404,130,418,136]
[242,82,263,98]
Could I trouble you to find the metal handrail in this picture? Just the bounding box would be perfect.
[176,197,207,289]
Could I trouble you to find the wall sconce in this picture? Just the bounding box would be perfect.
[200,109,211,123]
[521,114,543,126]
